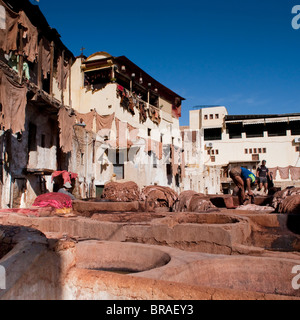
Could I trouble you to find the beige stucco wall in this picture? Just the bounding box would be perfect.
[203,129,299,169]
[200,106,227,129]
[188,107,300,188]
[70,56,183,192]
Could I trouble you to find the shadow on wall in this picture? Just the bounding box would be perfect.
[287,214,300,235]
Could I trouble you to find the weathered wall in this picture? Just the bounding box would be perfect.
[0,103,58,208]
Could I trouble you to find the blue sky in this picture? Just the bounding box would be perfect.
[34,0,300,126]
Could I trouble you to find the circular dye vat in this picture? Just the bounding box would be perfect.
[75,240,171,274]
[158,255,300,297]
[170,213,241,225]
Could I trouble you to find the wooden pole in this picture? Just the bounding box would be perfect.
[37,38,43,89]
[61,50,65,106]
[18,28,24,82]
[49,41,54,97]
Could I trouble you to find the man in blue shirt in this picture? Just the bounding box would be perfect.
[229,167,258,205]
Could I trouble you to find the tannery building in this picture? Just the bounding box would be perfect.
[0,0,74,208]
[0,0,185,207]
[70,52,185,197]
[1,0,298,208]
[185,106,300,194]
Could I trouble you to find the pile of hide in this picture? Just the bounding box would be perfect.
[175,190,217,212]
[175,190,198,212]
[32,192,73,209]
[236,204,275,213]
[141,185,178,209]
[272,187,300,214]
[102,181,140,202]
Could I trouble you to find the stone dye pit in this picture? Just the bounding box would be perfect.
[0,196,300,300]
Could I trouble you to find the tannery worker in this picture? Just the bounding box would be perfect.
[256,160,271,194]
[58,182,76,200]
[229,167,258,205]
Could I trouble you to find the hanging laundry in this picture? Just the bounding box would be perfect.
[58,107,75,153]
[278,167,290,180]
[139,102,147,123]
[52,170,78,185]
[0,69,27,133]
[0,0,19,54]
[75,110,94,131]
[56,53,69,91]
[171,97,182,119]
[290,166,300,181]
[18,11,38,63]
[41,37,51,79]
[95,112,115,133]
[144,138,162,160]
[268,167,278,180]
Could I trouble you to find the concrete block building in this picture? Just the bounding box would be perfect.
[185,106,300,193]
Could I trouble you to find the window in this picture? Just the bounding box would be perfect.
[211,156,216,162]
[249,149,253,154]
[258,148,262,154]
[253,148,257,154]
[210,114,214,119]
[252,154,259,161]
[290,121,300,135]
[245,149,248,154]
[215,114,219,119]
[204,128,222,141]
[28,122,37,152]
[263,148,267,153]
[113,152,125,180]
[204,115,208,120]
[245,124,264,138]
[296,146,300,152]
[113,165,124,179]
[216,149,219,155]
[267,123,287,137]
[227,123,242,139]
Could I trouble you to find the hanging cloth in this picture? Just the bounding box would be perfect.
[18,11,38,63]
[290,166,300,181]
[0,70,27,133]
[58,107,75,153]
[0,0,19,54]
[278,167,290,180]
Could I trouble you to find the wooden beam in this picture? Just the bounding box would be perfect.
[69,56,72,107]
[37,38,43,89]
[18,28,24,82]
[61,50,65,106]
[49,41,54,97]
